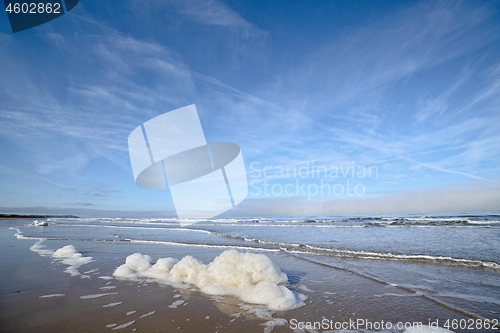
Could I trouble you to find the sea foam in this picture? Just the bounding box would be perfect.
[113,249,305,311]
[51,245,94,276]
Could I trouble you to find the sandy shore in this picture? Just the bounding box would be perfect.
[0,219,494,333]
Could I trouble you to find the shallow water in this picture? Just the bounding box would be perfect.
[10,213,500,327]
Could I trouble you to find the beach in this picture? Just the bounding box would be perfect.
[1,217,499,333]
[2,1,500,332]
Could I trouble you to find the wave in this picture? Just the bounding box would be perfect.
[198,231,500,270]
[21,231,499,270]
[51,221,369,229]
[291,255,500,327]
[48,215,500,229]
[16,220,500,270]
[125,239,280,252]
[55,223,214,234]
[367,218,500,228]
[282,247,500,269]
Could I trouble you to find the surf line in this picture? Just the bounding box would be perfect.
[289,253,499,328]
[125,239,280,252]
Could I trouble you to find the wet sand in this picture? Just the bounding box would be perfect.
[0,219,495,333]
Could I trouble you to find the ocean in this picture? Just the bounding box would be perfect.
[9,213,500,331]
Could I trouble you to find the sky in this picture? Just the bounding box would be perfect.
[0,0,499,217]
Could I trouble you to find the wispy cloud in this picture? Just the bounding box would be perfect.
[128,0,266,35]
[230,179,500,216]
[64,202,98,207]
[174,0,254,29]
[243,0,500,186]
[404,157,482,180]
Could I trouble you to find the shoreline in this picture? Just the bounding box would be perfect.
[1,219,497,333]
[0,215,79,219]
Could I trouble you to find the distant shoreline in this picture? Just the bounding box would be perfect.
[0,214,79,219]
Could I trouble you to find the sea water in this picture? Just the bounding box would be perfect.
[13,213,500,323]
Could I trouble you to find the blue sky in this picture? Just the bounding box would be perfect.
[1,0,499,217]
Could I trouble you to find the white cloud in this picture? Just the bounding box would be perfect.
[175,0,253,28]
[230,179,500,216]
[130,0,264,33]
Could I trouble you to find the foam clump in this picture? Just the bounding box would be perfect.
[51,245,94,276]
[52,245,81,259]
[405,325,455,333]
[30,239,54,256]
[113,250,305,311]
[33,220,48,226]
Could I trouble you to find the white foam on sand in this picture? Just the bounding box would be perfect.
[404,326,455,333]
[30,239,54,256]
[99,286,117,290]
[210,295,225,302]
[113,249,305,311]
[139,311,155,318]
[51,245,94,277]
[239,303,276,320]
[262,318,288,333]
[112,320,135,330]
[168,300,185,308]
[28,240,94,277]
[298,285,315,293]
[39,294,65,298]
[103,302,123,307]
[80,293,118,299]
